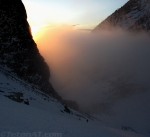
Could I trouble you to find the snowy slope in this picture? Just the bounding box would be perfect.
[0,67,148,137]
[94,0,150,32]
[98,91,150,135]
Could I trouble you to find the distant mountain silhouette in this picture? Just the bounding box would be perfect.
[94,0,150,32]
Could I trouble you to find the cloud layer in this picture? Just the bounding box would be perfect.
[36,28,150,113]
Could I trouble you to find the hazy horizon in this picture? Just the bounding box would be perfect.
[22,0,128,37]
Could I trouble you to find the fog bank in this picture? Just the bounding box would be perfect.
[36,28,150,113]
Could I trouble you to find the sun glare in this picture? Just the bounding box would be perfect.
[22,0,94,40]
[31,26,41,39]
[30,26,43,42]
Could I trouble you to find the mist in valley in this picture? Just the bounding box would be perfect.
[36,28,150,113]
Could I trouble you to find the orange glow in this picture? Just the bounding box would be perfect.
[31,25,50,41]
[34,26,76,60]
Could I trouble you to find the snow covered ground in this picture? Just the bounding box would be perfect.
[0,67,149,137]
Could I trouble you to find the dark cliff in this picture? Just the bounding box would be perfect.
[0,0,60,98]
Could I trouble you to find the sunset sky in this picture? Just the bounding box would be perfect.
[22,0,128,37]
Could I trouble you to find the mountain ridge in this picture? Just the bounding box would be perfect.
[93,0,150,32]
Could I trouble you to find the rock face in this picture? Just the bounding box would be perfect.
[94,0,150,32]
[0,0,59,98]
